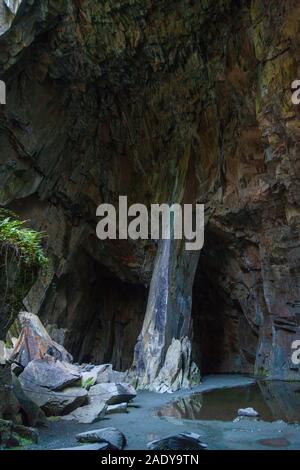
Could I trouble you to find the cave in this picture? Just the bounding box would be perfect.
[192,227,259,375]
[1,0,300,453]
[30,248,148,371]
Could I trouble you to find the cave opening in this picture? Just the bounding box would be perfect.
[37,249,148,372]
[191,227,259,376]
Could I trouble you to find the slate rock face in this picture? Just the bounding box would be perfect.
[0,0,300,389]
[62,399,107,424]
[0,417,39,448]
[19,358,81,391]
[19,385,88,417]
[147,432,207,451]
[76,427,126,450]
[89,382,137,405]
[11,312,73,368]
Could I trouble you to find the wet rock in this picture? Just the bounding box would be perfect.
[107,402,128,414]
[89,382,137,405]
[258,381,300,423]
[11,312,73,368]
[147,432,208,450]
[19,358,81,391]
[238,407,259,417]
[76,427,126,450]
[62,399,107,424]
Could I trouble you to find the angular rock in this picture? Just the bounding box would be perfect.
[76,427,126,450]
[107,403,128,414]
[11,312,73,368]
[80,364,126,389]
[80,365,104,389]
[95,364,126,384]
[89,383,137,405]
[62,399,107,424]
[147,432,208,450]
[132,239,201,391]
[42,387,88,417]
[0,0,23,37]
[19,358,81,391]
[11,373,47,426]
[0,364,20,421]
[12,424,39,444]
[151,337,200,393]
[1,0,300,388]
[238,407,259,417]
[0,418,38,448]
[18,379,88,417]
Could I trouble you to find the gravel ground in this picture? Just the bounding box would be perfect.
[25,375,300,450]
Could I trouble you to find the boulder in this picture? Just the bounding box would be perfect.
[76,427,126,450]
[11,312,72,368]
[12,424,39,444]
[62,398,107,424]
[0,364,20,421]
[0,418,38,448]
[89,382,137,405]
[147,432,208,450]
[107,403,128,414]
[95,364,126,384]
[150,337,200,393]
[80,365,104,389]
[238,407,259,417]
[11,373,47,426]
[80,364,125,389]
[18,379,88,417]
[19,358,81,391]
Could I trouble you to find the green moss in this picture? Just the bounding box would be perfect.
[81,376,95,390]
[256,367,268,378]
[47,416,61,422]
[0,209,48,268]
[0,210,48,338]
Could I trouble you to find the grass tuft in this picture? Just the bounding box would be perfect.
[0,209,48,268]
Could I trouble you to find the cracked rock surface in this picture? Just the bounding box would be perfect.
[0,0,300,389]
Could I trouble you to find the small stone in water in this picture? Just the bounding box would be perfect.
[238,407,259,417]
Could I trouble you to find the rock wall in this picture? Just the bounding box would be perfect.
[0,0,300,388]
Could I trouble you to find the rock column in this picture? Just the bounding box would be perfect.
[132,237,201,392]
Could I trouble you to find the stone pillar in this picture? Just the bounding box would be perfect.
[132,237,201,392]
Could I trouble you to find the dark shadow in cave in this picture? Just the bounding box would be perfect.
[191,227,258,375]
[38,251,148,371]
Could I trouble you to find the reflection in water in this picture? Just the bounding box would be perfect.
[154,382,300,423]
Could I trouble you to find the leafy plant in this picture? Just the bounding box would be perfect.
[81,376,95,390]
[0,209,48,268]
[0,209,48,335]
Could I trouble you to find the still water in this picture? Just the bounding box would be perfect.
[155,382,300,423]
